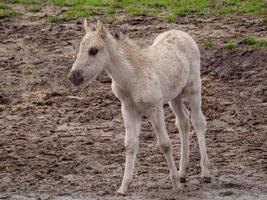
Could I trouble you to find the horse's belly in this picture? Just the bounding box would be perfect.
[154,57,190,103]
[161,80,187,103]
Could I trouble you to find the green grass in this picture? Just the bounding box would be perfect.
[0,3,9,9]
[9,0,42,4]
[258,40,267,46]
[0,2,21,19]
[224,41,237,49]
[168,1,210,16]
[218,7,236,15]
[0,9,20,18]
[46,15,61,23]
[125,6,144,16]
[64,5,93,20]
[242,37,258,45]
[47,0,79,6]
[242,37,267,46]
[222,37,267,49]
[28,6,41,12]
[30,15,38,21]
[23,68,33,76]
[42,0,267,19]
[47,0,109,7]
[106,5,118,14]
[3,0,267,21]
[46,5,94,22]
[164,15,176,23]
[203,40,213,49]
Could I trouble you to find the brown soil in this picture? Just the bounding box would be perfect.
[0,4,267,200]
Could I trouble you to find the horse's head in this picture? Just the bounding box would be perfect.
[68,20,112,86]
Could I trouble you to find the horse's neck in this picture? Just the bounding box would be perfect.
[106,39,144,88]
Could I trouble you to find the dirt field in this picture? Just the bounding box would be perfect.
[0,4,267,200]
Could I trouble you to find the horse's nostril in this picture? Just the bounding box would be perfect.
[68,70,84,86]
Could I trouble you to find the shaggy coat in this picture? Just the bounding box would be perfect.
[68,20,211,195]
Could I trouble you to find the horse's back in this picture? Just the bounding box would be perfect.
[148,30,201,101]
[151,30,200,68]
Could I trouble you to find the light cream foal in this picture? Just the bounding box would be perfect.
[68,20,211,195]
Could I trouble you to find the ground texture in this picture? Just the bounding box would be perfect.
[0,4,267,200]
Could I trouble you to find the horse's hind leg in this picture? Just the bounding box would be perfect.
[185,80,211,182]
[148,105,181,190]
[169,95,190,183]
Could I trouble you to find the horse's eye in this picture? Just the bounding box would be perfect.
[89,47,98,56]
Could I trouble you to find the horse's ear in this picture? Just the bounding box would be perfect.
[84,19,93,33]
[96,20,107,39]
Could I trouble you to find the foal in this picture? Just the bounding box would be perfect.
[68,20,211,195]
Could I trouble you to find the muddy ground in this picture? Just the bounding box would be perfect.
[0,3,267,200]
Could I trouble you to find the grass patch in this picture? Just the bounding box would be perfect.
[149,8,162,15]
[0,9,20,18]
[140,0,166,8]
[125,6,144,16]
[168,1,210,16]
[106,6,117,14]
[46,15,61,23]
[64,5,93,20]
[242,37,267,47]
[164,15,176,23]
[28,6,41,12]
[242,37,257,45]
[3,0,267,21]
[258,40,267,46]
[0,2,20,19]
[218,7,236,15]
[168,6,192,16]
[30,16,38,21]
[224,41,237,49]
[9,0,42,4]
[47,0,109,7]
[47,0,79,6]
[238,1,263,14]
[202,40,213,49]
[0,3,9,9]
[23,68,33,76]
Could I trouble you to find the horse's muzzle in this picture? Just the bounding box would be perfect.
[68,70,84,86]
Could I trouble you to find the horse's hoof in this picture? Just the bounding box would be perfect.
[180,177,186,183]
[115,189,127,196]
[201,176,211,183]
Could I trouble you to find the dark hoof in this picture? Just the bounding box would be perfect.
[115,190,127,196]
[180,177,186,183]
[201,176,211,183]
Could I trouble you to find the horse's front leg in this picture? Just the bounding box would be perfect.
[116,103,141,195]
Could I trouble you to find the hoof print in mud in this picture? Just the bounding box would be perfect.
[180,177,186,183]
